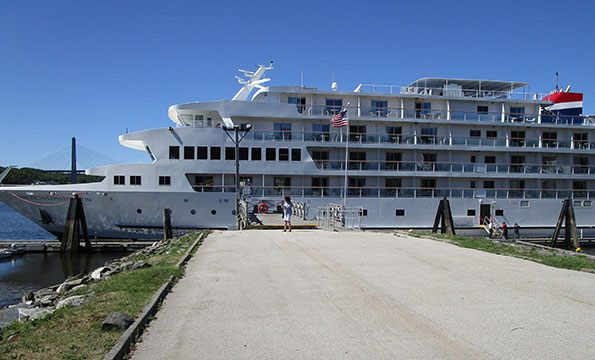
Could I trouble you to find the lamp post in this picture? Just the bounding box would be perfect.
[222,123,252,228]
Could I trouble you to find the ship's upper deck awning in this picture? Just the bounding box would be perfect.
[409,78,529,93]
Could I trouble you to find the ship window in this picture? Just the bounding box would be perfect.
[252,148,262,161]
[169,146,180,159]
[197,146,208,160]
[239,147,249,160]
[361,209,368,216]
[288,97,306,113]
[371,100,388,117]
[483,180,494,189]
[495,209,504,216]
[184,146,195,160]
[486,130,497,138]
[130,176,141,186]
[520,200,530,208]
[159,176,171,186]
[291,149,301,161]
[477,105,488,114]
[274,177,291,187]
[266,148,276,161]
[420,127,437,144]
[485,156,496,164]
[279,148,289,161]
[471,156,476,163]
[467,209,476,216]
[325,99,342,115]
[349,125,366,142]
[386,126,402,143]
[542,132,557,148]
[240,176,252,186]
[470,130,481,138]
[210,146,221,160]
[573,200,582,207]
[509,106,525,121]
[510,131,525,147]
[395,209,405,216]
[415,102,431,118]
[114,175,125,185]
[274,123,292,140]
[470,181,476,189]
[312,124,330,141]
[225,147,235,160]
[574,133,588,149]
[583,200,592,207]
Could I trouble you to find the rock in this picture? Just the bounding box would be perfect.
[56,295,85,310]
[18,307,54,322]
[70,284,87,293]
[0,305,29,329]
[37,295,57,307]
[91,266,111,280]
[86,291,97,298]
[33,289,58,304]
[57,277,86,294]
[22,291,34,303]
[101,312,134,330]
[131,261,151,271]
[119,261,134,271]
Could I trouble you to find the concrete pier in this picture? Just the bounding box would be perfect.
[132,230,595,359]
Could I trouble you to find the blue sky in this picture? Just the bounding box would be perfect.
[1,0,594,167]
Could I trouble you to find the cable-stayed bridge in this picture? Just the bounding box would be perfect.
[28,138,121,174]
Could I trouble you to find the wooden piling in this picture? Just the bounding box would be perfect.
[432,197,456,235]
[551,198,580,250]
[163,208,173,240]
[60,195,91,253]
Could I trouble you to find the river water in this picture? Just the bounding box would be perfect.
[0,202,127,308]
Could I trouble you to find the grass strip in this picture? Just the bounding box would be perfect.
[0,232,206,360]
[409,232,595,272]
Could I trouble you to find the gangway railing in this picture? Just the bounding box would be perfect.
[316,204,363,229]
[480,217,503,238]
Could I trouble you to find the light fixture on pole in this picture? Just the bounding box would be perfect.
[222,123,252,228]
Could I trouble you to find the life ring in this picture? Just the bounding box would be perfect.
[257,203,268,213]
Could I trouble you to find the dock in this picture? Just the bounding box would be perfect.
[131,230,595,359]
[0,239,154,253]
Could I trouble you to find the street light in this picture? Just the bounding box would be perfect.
[222,123,252,227]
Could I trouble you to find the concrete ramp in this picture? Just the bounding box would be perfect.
[132,230,595,359]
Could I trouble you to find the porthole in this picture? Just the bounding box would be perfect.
[136,209,142,214]
[211,210,217,215]
[190,209,196,215]
[231,210,236,216]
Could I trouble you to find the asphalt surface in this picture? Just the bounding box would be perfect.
[132,230,595,359]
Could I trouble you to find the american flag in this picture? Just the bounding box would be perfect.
[330,109,348,127]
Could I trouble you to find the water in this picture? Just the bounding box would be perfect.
[0,202,127,308]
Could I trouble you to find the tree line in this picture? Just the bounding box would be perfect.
[0,167,103,185]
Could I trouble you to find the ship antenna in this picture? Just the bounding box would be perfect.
[555,72,559,91]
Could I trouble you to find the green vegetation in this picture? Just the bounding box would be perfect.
[413,231,595,272]
[0,167,103,185]
[0,232,206,360]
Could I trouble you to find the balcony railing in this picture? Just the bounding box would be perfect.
[191,185,595,200]
[310,159,595,175]
[244,129,595,151]
[284,104,591,127]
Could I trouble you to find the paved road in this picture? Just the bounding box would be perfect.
[132,230,595,359]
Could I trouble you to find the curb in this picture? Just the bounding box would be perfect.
[103,232,207,360]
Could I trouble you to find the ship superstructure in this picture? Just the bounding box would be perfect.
[1,65,594,238]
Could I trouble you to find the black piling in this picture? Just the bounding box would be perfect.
[163,208,173,240]
[60,194,91,253]
[432,197,456,235]
[551,198,580,250]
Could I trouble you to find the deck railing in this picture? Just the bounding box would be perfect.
[191,185,595,201]
[244,129,595,151]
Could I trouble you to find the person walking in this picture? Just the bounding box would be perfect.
[514,223,520,240]
[281,196,293,232]
[502,222,508,240]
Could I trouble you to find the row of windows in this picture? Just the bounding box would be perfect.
[114,175,170,186]
[169,146,301,162]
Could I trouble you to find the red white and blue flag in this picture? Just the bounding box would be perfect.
[330,109,348,127]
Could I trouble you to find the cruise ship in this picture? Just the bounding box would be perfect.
[1,63,594,239]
